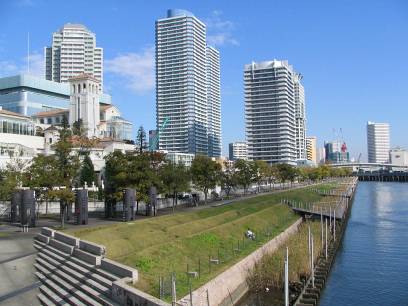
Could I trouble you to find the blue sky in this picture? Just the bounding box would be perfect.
[1,0,407,160]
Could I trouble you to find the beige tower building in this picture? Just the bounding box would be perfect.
[68,74,100,138]
[306,136,317,164]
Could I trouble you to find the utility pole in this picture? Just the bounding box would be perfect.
[311,234,315,288]
[308,225,311,270]
[325,218,328,260]
[284,247,289,306]
[27,32,30,74]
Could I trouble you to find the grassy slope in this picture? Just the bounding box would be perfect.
[68,185,331,299]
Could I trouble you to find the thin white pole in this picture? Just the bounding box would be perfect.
[321,208,323,247]
[329,206,332,229]
[27,32,30,74]
[325,218,328,259]
[308,225,311,270]
[311,234,315,288]
[334,210,336,241]
[285,247,289,306]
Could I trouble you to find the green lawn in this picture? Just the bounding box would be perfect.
[67,185,331,300]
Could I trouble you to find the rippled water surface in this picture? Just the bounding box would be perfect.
[320,182,408,306]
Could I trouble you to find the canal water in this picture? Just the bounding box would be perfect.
[320,182,408,305]
[238,182,408,305]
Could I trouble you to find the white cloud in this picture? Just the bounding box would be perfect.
[205,10,239,47]
[105,47,154,94]
[0,51,44,77]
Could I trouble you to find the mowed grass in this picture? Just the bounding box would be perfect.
[67,185,331,299]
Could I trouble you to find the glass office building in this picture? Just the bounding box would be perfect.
[0,74,111,116]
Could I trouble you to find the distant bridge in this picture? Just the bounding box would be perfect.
[329,162,408,170]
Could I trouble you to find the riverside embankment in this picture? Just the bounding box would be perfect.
[237,177,357,306]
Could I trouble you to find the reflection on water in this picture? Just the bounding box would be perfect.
[320,182,408,306]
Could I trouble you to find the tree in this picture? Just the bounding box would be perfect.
[160,162,190,212]
[234,159,257,194]
[51,125,80,228]
[0,159,27,204]
[79,154,97,187]
[72,119,86,136]
[136,126,147,154]
[190,155,221,204]
[25,155,59,214]
[219,161,237,198]
[254,160,269,192]
[104,151,129,217]
[276,163,297,187]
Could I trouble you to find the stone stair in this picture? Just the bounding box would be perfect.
[33,227,138,306]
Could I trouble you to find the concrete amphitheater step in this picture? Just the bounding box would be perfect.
[49,239,75,255]
[37,254,111,296]
[37,292,56,306]
[35,259,117,306]
[38,250,113,290]
[39,243,120,284]
[37,273,85,306]
[35,263,105,306]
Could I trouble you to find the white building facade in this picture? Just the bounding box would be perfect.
[367,121,390,163]
[206,47,222,157]
[155,9,221,156]
[228,141,248,161]
[389,148,408,167]
[244,60,304,165]
[45,23,103,89]
[295,75,306,160]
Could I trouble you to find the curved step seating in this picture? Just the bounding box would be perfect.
[33,227,138,306]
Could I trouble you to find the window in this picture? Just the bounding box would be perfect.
[47,118,52,124]
[49,138,52,144]
[78,84,81,93]
[40,119,44,124]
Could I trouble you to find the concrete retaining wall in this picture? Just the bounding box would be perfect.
[179,218,303,306]
[112,278,170,306]
[101,258,138,284]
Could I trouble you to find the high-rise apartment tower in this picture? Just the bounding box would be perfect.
[244,60,305,164]
[155,9,221,156]
[45,24,103,89]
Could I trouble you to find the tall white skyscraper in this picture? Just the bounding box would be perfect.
[295,75,306,159]
[206,46,221,157]
[45,23,103,89]
[244,60,305,164]
[155,9,221,156]
[367,121,390,163]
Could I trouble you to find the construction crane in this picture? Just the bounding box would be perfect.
[149,117,169,151]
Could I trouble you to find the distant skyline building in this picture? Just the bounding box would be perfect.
[45,23,103,89]
[148,129,158,151]
[389,147,408,167]
[155,9,221,156]
[228,141,248,161]
[324,140,350,163]
[306,136,317,164]
[244,60,305,165]
[367,121,390,163]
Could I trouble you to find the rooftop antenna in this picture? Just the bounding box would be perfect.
[27,32,30,74]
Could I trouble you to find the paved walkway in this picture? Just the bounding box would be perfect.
[0,225,40,306]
